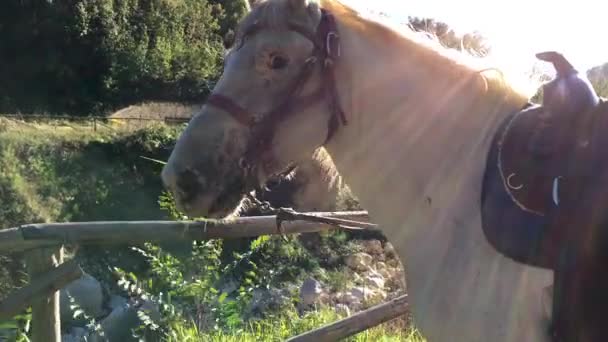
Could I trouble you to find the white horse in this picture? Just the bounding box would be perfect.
[161,0,553,340]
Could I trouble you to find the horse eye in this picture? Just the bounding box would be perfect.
[269,54,289,70]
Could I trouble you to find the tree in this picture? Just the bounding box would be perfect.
[0,0,245,116]
[407,16,491,57]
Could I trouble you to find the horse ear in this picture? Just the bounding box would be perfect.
[287,0,309,11]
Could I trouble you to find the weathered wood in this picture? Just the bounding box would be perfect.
[286,294,409,342]
[25,247,63,342]
[0,259,83,321]
[0,211,373,254]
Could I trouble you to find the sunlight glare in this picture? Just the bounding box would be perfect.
[344,0,608,74]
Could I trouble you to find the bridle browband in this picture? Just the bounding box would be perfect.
[206,9,347,174]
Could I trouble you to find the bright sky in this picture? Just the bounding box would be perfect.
[344,0,608,74]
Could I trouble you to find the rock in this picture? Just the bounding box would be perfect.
[335,303,351,316]
[62,327,88,342]
[336,292,360,306]
[248,288,289,317]
[361,240,384,256]
[365,267,382,277]
[344,253,373,271]
[318,292,331,305]
[90,304,139,342]
[89,300,160,342]
[376,262,387,271]
[378,268,392,280]
[349,286,372,302]
[370,289,387,302]
[386,268,406,290]
[60,272,104,325]
[384,242,397,259]
[300,278,323,306]
[364,274,385,289]
[386,259,399,268]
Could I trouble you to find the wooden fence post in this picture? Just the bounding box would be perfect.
[25,247,63,342]
[0,259,83,321]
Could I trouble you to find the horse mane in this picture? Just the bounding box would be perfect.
[239,0,538,102]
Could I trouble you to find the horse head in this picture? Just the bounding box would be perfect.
[162,0,348,218]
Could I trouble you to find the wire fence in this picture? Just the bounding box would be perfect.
[0,114,191,132]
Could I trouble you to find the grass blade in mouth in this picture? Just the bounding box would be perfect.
[140,156,167,165]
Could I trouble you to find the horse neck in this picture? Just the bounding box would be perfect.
[324,18,528,239]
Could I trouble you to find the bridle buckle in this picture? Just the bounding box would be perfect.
[326,31,341,60]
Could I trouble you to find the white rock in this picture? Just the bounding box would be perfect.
[60,272,104,325]
[364,275,385,289]
[336,291,360,306]
[344,253,373,271]
[352,272,363,284]
[335,303,351,317]
[378,268,392,280]
[349,286,372,301]
[369,289,388,302]
[90,300,160,342]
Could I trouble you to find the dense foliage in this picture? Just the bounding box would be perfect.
[0,0,246,116]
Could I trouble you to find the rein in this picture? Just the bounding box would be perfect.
[243,190,378,241]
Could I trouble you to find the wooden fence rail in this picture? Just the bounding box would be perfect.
[287,294,409,342]
[0,211,372,254]
[0,211,408,342]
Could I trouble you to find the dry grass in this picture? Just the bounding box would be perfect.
[109,101,202,120]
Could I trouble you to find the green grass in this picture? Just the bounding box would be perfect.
[0,118,183,296]
[166,307,424,342]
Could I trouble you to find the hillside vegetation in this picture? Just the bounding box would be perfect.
[0,119,421,341]
[0,0,245,116]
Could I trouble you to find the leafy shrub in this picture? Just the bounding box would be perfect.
[0,0,245,115]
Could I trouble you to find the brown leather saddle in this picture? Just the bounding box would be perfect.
[481,51,608,341]
[481,51,601,269]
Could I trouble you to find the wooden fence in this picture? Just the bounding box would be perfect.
[0,211,409,341]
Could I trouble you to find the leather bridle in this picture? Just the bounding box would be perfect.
[205,9,347,179]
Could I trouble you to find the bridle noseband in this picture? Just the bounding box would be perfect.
[206,9,347,176]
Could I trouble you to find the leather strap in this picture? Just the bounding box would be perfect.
[205,9,347,170]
